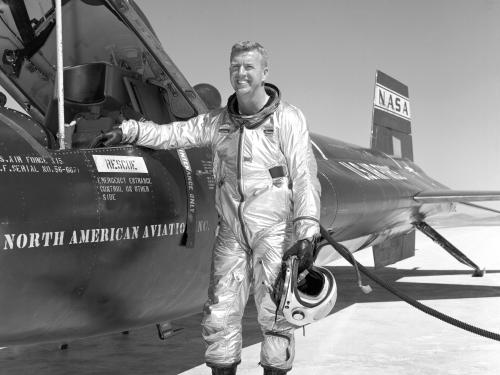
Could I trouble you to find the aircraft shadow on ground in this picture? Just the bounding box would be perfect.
[1,266,499,375]
[330,265,500,307]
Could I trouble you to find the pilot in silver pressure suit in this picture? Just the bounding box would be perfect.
[102,41,321,375]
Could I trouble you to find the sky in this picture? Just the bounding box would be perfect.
[2,1,498,191]
[133,0,500,191]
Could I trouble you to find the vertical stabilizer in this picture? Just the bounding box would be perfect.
[371,71,413,161]
[371,71,415,267]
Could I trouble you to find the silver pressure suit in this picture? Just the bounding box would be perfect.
[120,84,321,371]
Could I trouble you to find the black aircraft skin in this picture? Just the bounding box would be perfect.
[0,0,499,346]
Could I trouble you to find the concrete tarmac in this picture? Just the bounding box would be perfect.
[1,227,499,375]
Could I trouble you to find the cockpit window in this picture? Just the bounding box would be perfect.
[0,0,201,130]
[25,0,54,32]
[2,0,55,46]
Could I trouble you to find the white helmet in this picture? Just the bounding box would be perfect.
[277,256,337,326]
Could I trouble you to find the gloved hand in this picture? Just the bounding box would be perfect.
[100,127,123,147]
[282,239,314,273]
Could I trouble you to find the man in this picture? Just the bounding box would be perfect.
[102,41,321,375]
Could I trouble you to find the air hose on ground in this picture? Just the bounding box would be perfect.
[319,225,500,342]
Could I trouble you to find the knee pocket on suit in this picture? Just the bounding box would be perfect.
[212,268,246,299]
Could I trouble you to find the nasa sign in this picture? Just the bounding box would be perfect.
[374,84,411,120]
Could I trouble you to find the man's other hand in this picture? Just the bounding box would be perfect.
[282,239,314,272]
[101,127,123,147]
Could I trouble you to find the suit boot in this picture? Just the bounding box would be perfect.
[211,364,237,375]
[262,366,289,375]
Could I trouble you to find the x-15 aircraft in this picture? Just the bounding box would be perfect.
[0,0,499,346]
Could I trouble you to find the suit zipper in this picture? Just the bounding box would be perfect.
[237,125,251,249]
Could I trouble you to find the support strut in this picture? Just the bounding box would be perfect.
[414,222,485,277]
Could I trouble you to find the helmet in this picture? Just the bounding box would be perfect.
[276,256,337,326]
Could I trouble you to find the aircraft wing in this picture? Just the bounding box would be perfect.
[414,190,500,203]
[415,190,500,228]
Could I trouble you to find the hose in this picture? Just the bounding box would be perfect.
[319,225,500,342]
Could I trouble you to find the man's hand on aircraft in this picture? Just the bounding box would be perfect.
[282,238,314,272]
[100,127,123,147]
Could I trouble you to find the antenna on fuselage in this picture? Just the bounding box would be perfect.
[55,0,65,150]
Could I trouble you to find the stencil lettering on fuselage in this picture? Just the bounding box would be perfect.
[0,155,79,174]
[92,155,148,173]
[2,220,211,250]
[338,161,407,181]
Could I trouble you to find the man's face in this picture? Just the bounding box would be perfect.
[229,50,268,96]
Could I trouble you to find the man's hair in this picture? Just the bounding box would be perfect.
[230,41,269,68]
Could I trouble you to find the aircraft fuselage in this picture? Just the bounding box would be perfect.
[0,106,451,345]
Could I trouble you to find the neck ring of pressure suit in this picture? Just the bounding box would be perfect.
[227,83,281,129]
[277,256,337,326]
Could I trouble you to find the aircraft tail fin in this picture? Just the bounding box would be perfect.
[371,71,413,161]
[371,71,415,267]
